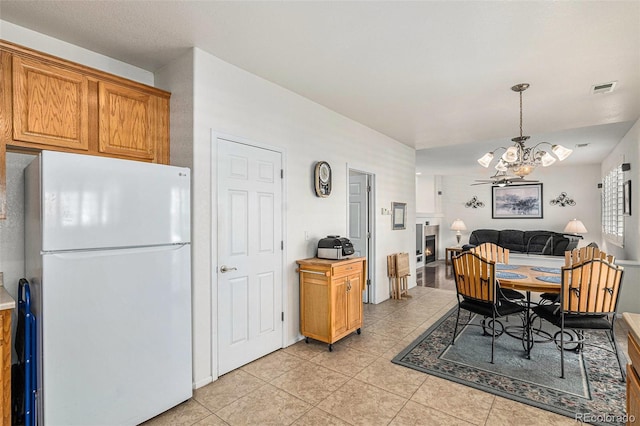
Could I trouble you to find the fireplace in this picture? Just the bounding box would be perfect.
[425,235,436,264]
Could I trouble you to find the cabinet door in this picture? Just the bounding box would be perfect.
[98,81,157,161]
[0,52,10,220]
[13,56,89,149]
[332,278,348,337]
[346,272,363,330]
[629,364,640,426]
[0,310,10,425]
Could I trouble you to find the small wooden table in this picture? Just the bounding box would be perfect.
[497,265,561,294]
[445,247,464,265]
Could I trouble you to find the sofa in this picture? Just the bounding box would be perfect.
[463,229,576,256]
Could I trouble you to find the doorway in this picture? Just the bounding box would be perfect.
[348,169,375,303]
[215,135,284,375]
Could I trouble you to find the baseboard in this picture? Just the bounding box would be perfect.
[194,376,213,389]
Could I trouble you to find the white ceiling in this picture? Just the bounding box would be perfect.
[1,1,638,172]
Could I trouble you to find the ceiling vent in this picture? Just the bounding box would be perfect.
[591,81,617,94]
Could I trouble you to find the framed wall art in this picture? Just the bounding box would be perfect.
[624,180,631,216]
[492,183,543,219]
[392,202,406,230]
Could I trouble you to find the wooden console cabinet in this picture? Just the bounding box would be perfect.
[296,257,366,351]
[625,313,640,425]
[0,40,171,219]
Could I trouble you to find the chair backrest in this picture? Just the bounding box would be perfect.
[452,251,496,304]
[561,258,624,314]
[564,246,615,266]
[471,242,509,264]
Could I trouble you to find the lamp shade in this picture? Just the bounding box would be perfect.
[564,219,588,234]
[450,219,467,232]
[540,151,557,167]
[495,160,508,172]
[477,152,494,168]
[552,144,573,161]
[502,146,518,163]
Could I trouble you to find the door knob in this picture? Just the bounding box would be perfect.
[220,265,237,273]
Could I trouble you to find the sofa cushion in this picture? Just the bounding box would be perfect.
[524,231,555,254]
[524,231,570,255]
[468,229,500,246]
[497,230,526,252]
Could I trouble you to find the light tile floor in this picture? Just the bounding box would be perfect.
[143,261,629,425]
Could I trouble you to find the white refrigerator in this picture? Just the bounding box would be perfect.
[24,151,192,425]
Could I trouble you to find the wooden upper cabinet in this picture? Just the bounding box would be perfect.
[13,56,89,150]
[0,39,171,219]
[98,81,154,160]
[0,40,169,165]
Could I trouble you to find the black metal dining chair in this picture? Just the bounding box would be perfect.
[532,258,625,380]
[451,251,527,364]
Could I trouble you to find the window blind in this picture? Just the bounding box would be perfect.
[601,164,624,246]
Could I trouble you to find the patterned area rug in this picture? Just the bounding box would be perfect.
[392,308,627,426]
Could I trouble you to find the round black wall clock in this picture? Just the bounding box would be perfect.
[314,161,332,197]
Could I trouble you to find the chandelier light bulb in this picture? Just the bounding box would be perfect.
[477,152,494,168]
[552,144,573,161]
[513,164,534,177]
[540,152,557,167]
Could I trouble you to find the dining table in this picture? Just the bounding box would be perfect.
[494,263,562,358]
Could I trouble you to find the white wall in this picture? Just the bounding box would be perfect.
[416,174,436,213]
[0,153,36,305]
[600,118,640,315]
[601,118,640,261]
[0,20,153,85]
[156,47,416,388]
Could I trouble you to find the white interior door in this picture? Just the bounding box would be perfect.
[217,138,283,375]
[349,174,368,258]
[348,170,374,303]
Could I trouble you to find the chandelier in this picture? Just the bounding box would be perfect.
[477,83,573,177]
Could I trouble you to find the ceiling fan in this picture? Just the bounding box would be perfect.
[471,171,539,187]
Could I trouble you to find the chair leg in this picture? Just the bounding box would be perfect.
[608,325,626,382]
[452,306,461,346]
[490,311,496,364]
[560,315,565,379]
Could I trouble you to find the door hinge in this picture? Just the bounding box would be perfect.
[367,232,371,239]
[281,169,284,179]
[281,241,284,250]
[367,185,371,192]
[367,278,371,286]
[281,312,284,321]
